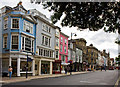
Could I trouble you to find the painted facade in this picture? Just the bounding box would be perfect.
[59,32,69,73]
[1,2,37,76]
[29,9,56,75]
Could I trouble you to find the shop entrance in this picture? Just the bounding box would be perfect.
[41,61,50,74]
[11,58,17,77]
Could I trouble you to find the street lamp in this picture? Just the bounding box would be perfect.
[24,51,34,78]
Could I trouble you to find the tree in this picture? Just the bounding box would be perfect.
[40,2,120,34]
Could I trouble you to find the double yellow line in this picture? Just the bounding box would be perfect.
[114,76,120,87]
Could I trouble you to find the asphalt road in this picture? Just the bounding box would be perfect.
[2,70,119,87]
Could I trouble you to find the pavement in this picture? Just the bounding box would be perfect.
[1,71,89,84]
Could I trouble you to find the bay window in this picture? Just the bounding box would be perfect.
[21,36,34,52]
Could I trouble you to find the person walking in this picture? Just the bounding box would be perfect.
[65,67,67,74]
[101,66,102,71]
[8,66,13,78]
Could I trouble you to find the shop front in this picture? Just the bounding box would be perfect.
[41,61,50,74]
[2,53,35,77]
[53,60,61,74]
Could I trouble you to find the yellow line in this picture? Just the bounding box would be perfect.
[114,76,120,87]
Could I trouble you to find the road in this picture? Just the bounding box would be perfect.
[2,70,119,87]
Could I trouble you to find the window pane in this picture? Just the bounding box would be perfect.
[12,36,18,49]
[12,19,19,28]
[25,38,31,51]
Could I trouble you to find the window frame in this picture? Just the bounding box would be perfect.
[3,36,7,48]
[23,20,33,34]
[11,35,19,50]
[11,18,19,29]
[4,17,8,29]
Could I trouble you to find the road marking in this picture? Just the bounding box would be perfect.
[80,81,93,83]
[80,81,107,85]
[114,76,120,87]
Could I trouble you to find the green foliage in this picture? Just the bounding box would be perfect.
[42,2,120,34]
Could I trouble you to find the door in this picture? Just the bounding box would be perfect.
[11,58,17,77]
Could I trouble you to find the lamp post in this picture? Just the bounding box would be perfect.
[25,51,34,78]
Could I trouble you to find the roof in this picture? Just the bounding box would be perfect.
[60,32,69,38]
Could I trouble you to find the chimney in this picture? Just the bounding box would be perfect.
[18,1,22,6]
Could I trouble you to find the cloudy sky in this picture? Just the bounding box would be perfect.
[0,0,118,58]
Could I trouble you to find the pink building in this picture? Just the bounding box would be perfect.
[59,32,69,73]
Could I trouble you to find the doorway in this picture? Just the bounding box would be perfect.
[11,58,17,76]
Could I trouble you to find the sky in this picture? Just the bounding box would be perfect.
[0,0,118,58]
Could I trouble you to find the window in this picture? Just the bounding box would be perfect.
[46,25,48,32]
[56,38,59,47]
[45,37,48,46]
[42,36,44,45]
[3,36,7,48]
[42,24,45,30]
[61,37,63,42]
[39,49,43,56]
[24,20,33,34]
[21,36,34,52]
[56,29,59,36]
[31,40,34,52]
[42,23,51,33]
[49,38,51,47]
[12,36,18,49]
[60,45,62,52]
[44,50,46,56]
[22,37,24,50]
[56,50,59,58]
[64,46,66,53]
[25,38,31,51]
[12,19,19,29]
[61,55,65,62]
[48,27,51,33]
[65,39,67,44]
[42,35,51,47]
[4,17,8,29]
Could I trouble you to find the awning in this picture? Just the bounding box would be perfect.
[61,62,70,65]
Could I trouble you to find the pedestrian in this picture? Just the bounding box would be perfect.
[101,66,102,71]
[8,66,13,79]
[65,67,67,74]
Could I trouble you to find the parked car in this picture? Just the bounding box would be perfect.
[109,66,114,70]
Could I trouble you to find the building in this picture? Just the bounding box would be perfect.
[53,26,61,74]
[29,9,56,75]
[1,2,37,76]
[59,32,69,73]
[87,44,98,70]
[72,38,87,71]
